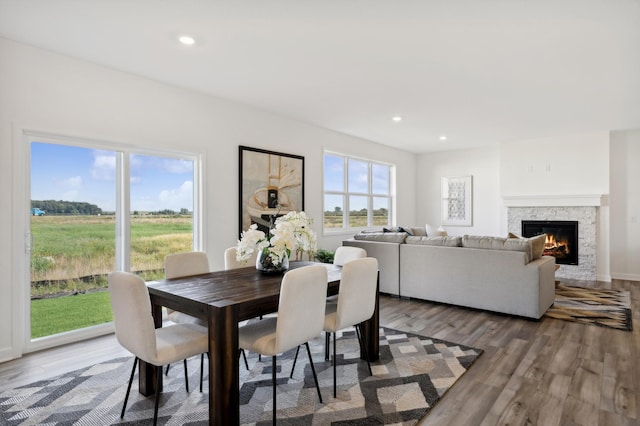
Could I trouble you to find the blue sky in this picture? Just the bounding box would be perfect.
[324,154,390,211]
[30,142,193,212]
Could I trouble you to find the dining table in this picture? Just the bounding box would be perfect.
[143,260,380,426]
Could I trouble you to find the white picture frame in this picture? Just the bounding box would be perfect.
[441,175,473,226]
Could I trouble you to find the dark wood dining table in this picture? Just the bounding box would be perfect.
[144,261,379,426]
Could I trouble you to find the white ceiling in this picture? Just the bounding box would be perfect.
[1,0,639,153]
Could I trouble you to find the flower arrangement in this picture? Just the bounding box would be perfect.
[236,211,317,270]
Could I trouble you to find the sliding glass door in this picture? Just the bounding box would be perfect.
[28,137,197,345]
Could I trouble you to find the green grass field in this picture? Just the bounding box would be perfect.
[29,214,192,337]
[31,291,113,338]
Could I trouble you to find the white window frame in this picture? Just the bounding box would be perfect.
[14,130,203,354]
[323,150,395,235]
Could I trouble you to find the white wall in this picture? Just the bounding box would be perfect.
[500,132,610,196]
[610,131,640,281]
[0,38,416,361]
[416,146,502,237]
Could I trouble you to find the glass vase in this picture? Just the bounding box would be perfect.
[256,249,289,274]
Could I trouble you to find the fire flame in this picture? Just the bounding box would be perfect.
[544,234,569,255]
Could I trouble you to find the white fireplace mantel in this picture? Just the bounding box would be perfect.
[502,194,603,207]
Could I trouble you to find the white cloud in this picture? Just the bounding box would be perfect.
[91,152,116,181]
[157,180,194,211]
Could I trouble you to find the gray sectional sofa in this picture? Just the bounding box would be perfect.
[343,228,556,319]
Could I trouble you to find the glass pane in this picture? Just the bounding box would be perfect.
[324,194,344,228]
[30,142,116,338]
[373,197,390,226]
[349,195,368,227]
[372,163,390,194]
[324,154,344,192]
[348,159,368,193]
[129,155,194,281]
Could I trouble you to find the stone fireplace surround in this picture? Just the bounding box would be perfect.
[503,195,602,282]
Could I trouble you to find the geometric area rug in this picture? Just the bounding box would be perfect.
[544,283,633,332]
[0,327,483,425]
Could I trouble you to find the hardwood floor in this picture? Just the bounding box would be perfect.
[1,279,638,425]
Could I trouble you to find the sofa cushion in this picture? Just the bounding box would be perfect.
[353,232,407,243]
[406,236,462,247]
[462,235,532,263]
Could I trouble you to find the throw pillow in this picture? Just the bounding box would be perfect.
[507,232,546,260]
[383,226,414,236]
[529,233,547,259]
[410,227,427,236]
[425,224,448,237]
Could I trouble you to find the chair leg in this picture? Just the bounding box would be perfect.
[241,349,249,370]
[304,342,323,403]
[272,355,277,426]
[121,357,138,419]
[333,332,337,398]
[165,363,170,376]
[183,358,190,392]
[355,325,373,376]
[289,345,301,378]
[325,332,330,360]
[200,353,204,393]
[153,365,162,426]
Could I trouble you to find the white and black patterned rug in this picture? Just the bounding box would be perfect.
[0,327,482,425]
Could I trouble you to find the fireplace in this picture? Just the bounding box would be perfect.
[521,220,579,265]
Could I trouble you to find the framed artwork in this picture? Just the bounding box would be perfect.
[239,146,304,235]
[441,175,473,226]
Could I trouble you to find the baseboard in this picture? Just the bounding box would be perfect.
[597,274,612,283]
[611,273,640,283]
[0,346,18,363]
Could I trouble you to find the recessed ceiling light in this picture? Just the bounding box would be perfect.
[178,35,196,46]
[439,135,448,141]
[392,116,403,123]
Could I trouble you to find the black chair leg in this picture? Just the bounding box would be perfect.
[355,325,373,375]
[272,355,277,426]
[305,342,323,403]
[289,345,301,378]
[333,332,337,398]
[200,353,204,393]
[165,363,170,376]
[153,365,162,426]
[121,357,138,419]
[325,332,330,361]
[183,358,190,392]
[241,349,249,370]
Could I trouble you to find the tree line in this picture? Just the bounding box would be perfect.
[31,200,192,216]
[32,200,103,215]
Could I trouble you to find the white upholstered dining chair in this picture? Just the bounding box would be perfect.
[238,265,328,425]
[325,245,368,306]
[224,246,258,270]
[108,271,208,426]
[332,245,367,266]
[164,251,210,324]
[325,257,378,397]
[164,251,249,383]
[292,257,379,398]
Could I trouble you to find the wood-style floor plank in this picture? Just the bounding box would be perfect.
[0,278,637,426]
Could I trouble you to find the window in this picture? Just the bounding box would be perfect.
[323,152,394,232]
